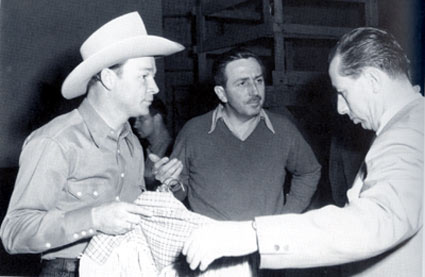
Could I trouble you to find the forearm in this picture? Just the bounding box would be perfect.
[256,197,419,269]
[1,205,96,254]
[283,167,321,213]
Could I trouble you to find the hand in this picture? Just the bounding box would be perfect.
[182,221,258,271]
[149,153,183,184]
[91,201,152,235]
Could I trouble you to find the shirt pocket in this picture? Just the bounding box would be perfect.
[67,179,112,201]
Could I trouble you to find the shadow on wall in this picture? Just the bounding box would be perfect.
[21,49,83,134]
[0,49,82,277]
[0,167,42,276]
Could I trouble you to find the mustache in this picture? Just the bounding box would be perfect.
[247,96,262,103]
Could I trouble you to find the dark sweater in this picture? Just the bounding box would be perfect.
[171,110,321,221]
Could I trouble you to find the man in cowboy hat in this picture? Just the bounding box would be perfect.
[0,11,184,276]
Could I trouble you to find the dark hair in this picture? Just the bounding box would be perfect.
[86,62,125,92]
[329,27,410,80]
[212,47,265,87]
[149,98,167,122]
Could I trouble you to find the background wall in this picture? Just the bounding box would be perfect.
[0,0,166,168]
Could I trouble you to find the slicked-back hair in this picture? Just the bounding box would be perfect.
[212,47,265,87]
[329,27,411,80]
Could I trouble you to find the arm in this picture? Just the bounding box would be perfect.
[169,126,190,200]
[0,137,95,253]
[0,137,152,254]
[183,124,423,270]
[283,128,321,213]
[256,127,423,268]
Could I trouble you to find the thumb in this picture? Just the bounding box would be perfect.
[148,153,161,162]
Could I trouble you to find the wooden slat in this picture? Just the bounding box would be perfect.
[365,0,378,26]
[273,71,326,86]
[207,9,261,21]
[200,23,273,52]
[327,0,367,3]
[273,0,285,72]
[202,0,249,16]
[282,24,352,39]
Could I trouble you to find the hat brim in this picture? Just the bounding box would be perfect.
[61,35,184,99]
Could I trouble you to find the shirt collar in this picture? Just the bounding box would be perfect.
[78,99,135,154]
[376,92,423,136]
[208,104,275,134]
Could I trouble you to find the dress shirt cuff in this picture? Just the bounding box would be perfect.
[255,215,292,269]
[65,206,97,242]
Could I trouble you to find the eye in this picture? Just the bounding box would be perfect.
[237,81,246,87]
[256,78,264,84]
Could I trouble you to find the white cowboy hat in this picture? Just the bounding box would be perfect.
[61,11,185,99]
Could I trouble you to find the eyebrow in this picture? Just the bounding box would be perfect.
[232,74,264,83]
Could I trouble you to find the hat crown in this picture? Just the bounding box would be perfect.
[80,12,147,60]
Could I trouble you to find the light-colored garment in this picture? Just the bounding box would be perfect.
[208,104,275,141]
[0,99,145,259]
[80,192,256,276]
[255,95,424,276]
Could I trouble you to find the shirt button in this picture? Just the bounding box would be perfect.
[73,233,79,239]
[117,150,121,154]
[76,192,82,197]
[45,242,51,248]
[93,191,99,197]
[115,196,120,201]
[274,244,280,251]
[120,173,125,178]
[81,231,87,236]
[88,229,94,234]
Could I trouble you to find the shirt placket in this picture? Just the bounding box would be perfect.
[115,134,128,202]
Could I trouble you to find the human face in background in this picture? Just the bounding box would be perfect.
[133,113,154,138]
[113,57,159,118]
[329,55,376,131]
[219,58,265,122]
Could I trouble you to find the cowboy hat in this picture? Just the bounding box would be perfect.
[61,11,185,99]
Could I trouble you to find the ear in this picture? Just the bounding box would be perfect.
[214,85,228,103]
[153,113,163,124]
[362,67,382,94]
[99,68,116,91]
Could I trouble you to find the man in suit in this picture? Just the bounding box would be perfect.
[181,27,424,276]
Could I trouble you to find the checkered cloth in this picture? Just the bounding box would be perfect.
[83,191,212,270]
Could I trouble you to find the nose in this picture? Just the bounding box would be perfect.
[337,94,348,115]
[148,77,159,95]
[249,81,260,96]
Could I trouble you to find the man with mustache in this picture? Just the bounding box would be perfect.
[182,28,423,277]
[168,47,321,222]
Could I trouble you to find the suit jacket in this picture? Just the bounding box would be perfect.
[255,94,424,276]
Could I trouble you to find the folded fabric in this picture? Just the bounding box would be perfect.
[79,191,256,276]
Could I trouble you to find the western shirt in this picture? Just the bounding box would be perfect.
[0,99,145,260]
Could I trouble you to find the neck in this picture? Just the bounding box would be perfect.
[376,77,418,132]
[223,105,259,127]
[87,90,127,132]
[146,122,167,144]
